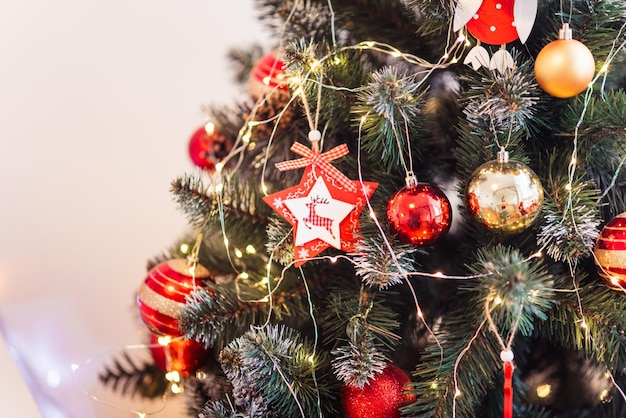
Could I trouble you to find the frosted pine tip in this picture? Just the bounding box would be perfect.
[308,130,321,142]
[500,350,514,363]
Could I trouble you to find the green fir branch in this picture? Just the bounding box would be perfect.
[405,246,554,416]
[219,324,335,417]
[99,351,169,400]
[353,66,427,171]
[537,151,602,265]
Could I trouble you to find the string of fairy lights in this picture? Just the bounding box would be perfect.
[72,1,626,416]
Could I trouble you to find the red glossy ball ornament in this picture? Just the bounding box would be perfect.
[137,259,211,336]
[465,0,518,45]
[249,52,289,99]
[386,180,452,246]
[594,212,626,290]
[534,23,595,98]
[188,123,232,171]
[341,364,415,418]
[149,334,212,377]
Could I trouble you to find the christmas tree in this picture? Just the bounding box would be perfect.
[100,1,626,417]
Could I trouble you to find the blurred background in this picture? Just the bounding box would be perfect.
[0,1,268,416]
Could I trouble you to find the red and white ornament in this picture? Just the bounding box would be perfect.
[341,363,415,418]
[149,334,212,377]
[137,259,212,336]
[263,135,377,266]
[249,52,289,99]
[188,123,232,171]
[386,179,452,246]
[594,212,626,290]
[534,23,595,98]
[454,0,537,71]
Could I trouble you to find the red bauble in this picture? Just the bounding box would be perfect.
[386,183,452,246]
[188,124,232,171]
[249,52,289,98]
[149,334,212,377]
[137,259,211,336]
[465,0,518,45]
[341,364,414,418]
[594,212,626,290]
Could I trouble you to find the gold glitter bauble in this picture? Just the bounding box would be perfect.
[466,158,543,235]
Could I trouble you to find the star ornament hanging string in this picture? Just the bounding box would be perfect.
[263,141,378,266]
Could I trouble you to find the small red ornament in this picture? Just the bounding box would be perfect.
[386,181,452,246]
[149,334,212,377]
[137,259,212,336]
[249,52,289,99]
[594,211,626,290]
[341,364,414,418]
[188,124,232,171]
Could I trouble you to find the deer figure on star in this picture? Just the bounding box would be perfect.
[303,196,335,238]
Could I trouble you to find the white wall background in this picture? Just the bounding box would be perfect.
[0,1,269,416]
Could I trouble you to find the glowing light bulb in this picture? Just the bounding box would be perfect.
[600,63,609,73]
[242,131,251,144]
[434,272,443,278]
[494,296,503,305]
[188,265,196,275]
[166,371,181,382]
[581,320,588,329]
[365,41,374,48]
[455,389,462,398]
[234,248,243,258]
[180,243,190,254]
[329,256,338,263]
[260,277,270,285]
[245,245,256,254]
[307,354,315,363]
[457,33,466,42]
[223,237,229,247]
[261,184,268,194]
[171,383,182,394]
[536,383,551,398]
[204,122,215,135]
[158,335,171,346]
[239,272,249,280]
[564,183,572,191]
[417,309,423,318]
[215,162,224,173]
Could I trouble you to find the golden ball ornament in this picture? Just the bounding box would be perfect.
[466,150,543,235]
[594,212,626,290]
[534,23,595,98]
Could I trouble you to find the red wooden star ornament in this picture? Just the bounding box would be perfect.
[263,139,377,266]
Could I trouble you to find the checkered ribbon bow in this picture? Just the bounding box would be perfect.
[275,142,356,192]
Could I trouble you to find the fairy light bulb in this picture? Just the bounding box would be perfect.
[536,383,551,398]
[204,122,215,135]
[245,244,256,254]
[215,162,224,173]
[234,248,243,258]
[158,336,171,349]
[171,383,182,394]
[494,296,503,305]
[307,354,315,363]
[239,272,249,279]
[179,243,190,254]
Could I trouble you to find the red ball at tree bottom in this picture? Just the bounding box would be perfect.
[149,334,212,377]
[341,364,415,418]
[386,183,452,246]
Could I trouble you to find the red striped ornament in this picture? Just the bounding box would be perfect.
[137,259,212,336]
[594,212,626,290]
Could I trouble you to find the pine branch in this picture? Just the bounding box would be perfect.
[353,66,428,171]
[537,151,602,265]
[170,172,270,232]
[219,324,335,417]
[405,246,554,416]
[99,351,169,399]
